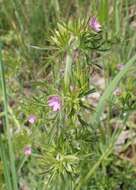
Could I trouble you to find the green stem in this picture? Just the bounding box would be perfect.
[8,106,20,130]
[17,156,27,174]
[64,53,72,92]
[0,137,12,190]
[0,44,18,190]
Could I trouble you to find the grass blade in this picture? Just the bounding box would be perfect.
[90,54,136,126]
[0,137,12,190]
[76,130,120,190]
[0,44,18,190]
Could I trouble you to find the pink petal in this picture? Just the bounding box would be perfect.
[53,104,60,111]
[48,96,61,111]
[89,16,101,32]
[48,101,56,106]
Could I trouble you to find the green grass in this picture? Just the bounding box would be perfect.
[0,45,18,189]
[0,0,136,189]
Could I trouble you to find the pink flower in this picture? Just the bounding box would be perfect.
[89,16,101,32]
[24,146,32,156]
[28,115,36,124]
[48,96,61,111]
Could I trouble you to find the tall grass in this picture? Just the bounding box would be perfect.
[91,54,136,126]
[0,0,136,189]
[0,44,18,189]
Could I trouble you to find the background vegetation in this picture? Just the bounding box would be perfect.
[0,0,136,189]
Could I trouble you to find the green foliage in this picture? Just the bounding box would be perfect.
[0,0,136,190]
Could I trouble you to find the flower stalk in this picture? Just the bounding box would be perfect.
[64,53,73,91]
